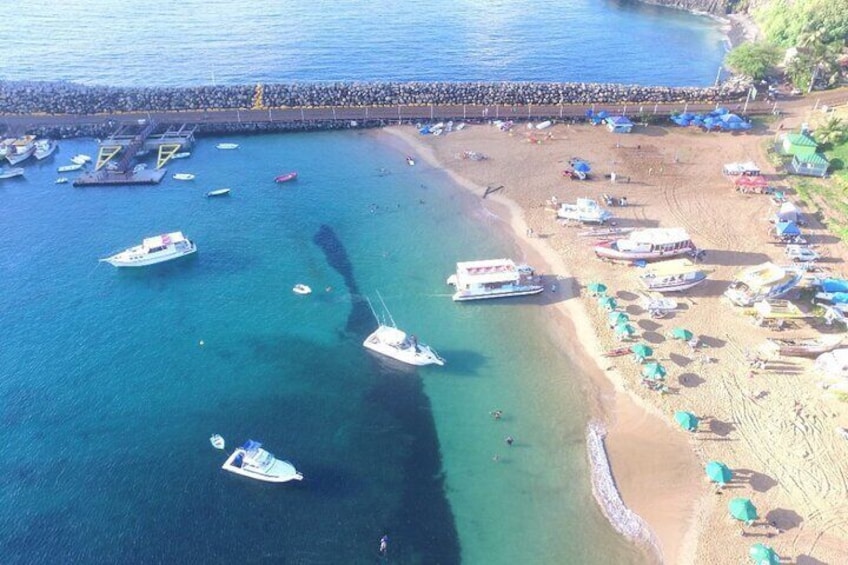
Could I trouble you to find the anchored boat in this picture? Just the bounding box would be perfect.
[274,172,298,183]
[363,294,444,366]
[221,440,303,483]
[100,231,197,267]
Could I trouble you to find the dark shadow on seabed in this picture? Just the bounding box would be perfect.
[313,223,461,564]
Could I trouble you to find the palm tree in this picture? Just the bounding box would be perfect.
[815,117,846,148]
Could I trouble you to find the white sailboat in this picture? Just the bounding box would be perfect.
[363,294,444,367]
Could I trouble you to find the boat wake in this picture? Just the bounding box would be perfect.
[585,421,659,554]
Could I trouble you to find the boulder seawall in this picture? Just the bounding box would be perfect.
[0,80,749,116]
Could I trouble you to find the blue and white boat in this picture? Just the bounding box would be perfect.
[221,440,303,483]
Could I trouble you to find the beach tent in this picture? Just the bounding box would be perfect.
[702,116,722,131]
[749,543,779,565]
[814,348,848,377]
[588,282,607,296]
[605,116,634,133]
[608,311,630,327]
[775,221,801,238]
[774,201,801,224]
[642,362,666,380]
[705,461,733,485]
[720,113,752,131]
[573,160,591,174]
[729,498,758,524]
[674,410,699,432]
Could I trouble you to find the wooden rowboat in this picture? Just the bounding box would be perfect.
[765,335,844,357]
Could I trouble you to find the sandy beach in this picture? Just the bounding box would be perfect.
[383,92,848,564]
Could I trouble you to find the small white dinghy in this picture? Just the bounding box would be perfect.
[210,434,225,450]
[55,177,69,184]
[58,163,84,172]
[216,143,239,150]
[173,173,195,181]
[206,188,231,197]
[171,152,191,160]
[293,284,312,295]
[71,154,92,165]
[405,155,415,166]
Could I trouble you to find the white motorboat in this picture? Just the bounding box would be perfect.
[447,258,544,301]
[216,143,239,150]
[172,173,195,181]
[210,434,225,450]
[6,139,36,165]
[34,139,58,160]
[557,198,614,224]
[639,258,709,293]
[71,154,92,165]
[58,163,84,172]
[0,167,24,179]
[100,231,197,267]
[363,295,444,366]
[55,177,69,184]
[206,188,231,197]
[724,262,802,307]
[594,228,698,262]
[292,284,312,295]
[171,152,191,159]
[221,439,303,483]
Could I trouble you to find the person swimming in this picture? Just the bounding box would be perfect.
[379,535,389,555]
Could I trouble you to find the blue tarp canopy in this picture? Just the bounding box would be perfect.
[607,116,632,126]
[819,278,848,293]
[573,160,591,173]
[243,439,262,452]
[828,292,848,304]
[775,221,801,236]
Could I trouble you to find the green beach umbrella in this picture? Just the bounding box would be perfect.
[729,497,758,523]
[749,543,779,565]
[642,362,667,380]
[706,461,733,485]
[614,322,635,337]
[608,311,630,326]
[588,282,608,296]
[598,296,617,311]
[674,411,700,432]
[630,343,653,359]
[670,327,694,341]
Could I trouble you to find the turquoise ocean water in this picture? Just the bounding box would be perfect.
[0,2,729,563]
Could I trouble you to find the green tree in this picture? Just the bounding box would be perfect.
[724,42,781,80]
[815,117,846,148]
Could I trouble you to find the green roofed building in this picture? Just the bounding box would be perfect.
[781,131,829,178]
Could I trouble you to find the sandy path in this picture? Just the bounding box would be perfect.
[382,95,848,564]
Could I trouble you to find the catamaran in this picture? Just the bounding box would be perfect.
[363,295,444,366]
[594,228,698,262]
[100,231,197,267]
[221,439,303,483]
[446,258,544,301]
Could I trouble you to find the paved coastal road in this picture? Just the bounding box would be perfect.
[0,89,844,130]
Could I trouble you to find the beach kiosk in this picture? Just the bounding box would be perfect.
[781,131,829,177]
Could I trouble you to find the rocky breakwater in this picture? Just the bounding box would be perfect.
[0,80,749,115]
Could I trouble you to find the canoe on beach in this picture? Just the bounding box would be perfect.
[764,335,844,357]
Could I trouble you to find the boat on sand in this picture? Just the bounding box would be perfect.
[765,335,844,357]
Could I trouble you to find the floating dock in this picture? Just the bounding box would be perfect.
[73,168,167,187]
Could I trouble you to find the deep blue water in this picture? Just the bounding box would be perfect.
[1,0,727,87]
